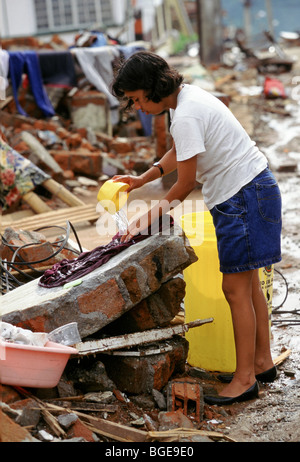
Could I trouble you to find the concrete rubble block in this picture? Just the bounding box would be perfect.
[67,90,110,134]
[11,398,41,428]
[100,336,189,394]
[64,359,116,393]
[1,225,197,339]
[57,413,78,430]
[158,408,194,431]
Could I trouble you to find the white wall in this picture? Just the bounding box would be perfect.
[1,0,36,37]
[0,0,156,42]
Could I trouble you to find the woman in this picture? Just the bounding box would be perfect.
[111,51,282,405]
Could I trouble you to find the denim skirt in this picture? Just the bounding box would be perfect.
[210,167,282,273]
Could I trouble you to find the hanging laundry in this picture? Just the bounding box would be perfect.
[8,51,55,117]
[38,50,77,87]
[0,49,9,100]
[72,46,120,124]
[38,215,174,288]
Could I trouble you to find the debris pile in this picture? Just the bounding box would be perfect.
[0,110,155,189]
[1,27,300,443]
[0,223,232,443]
[0,33,157,221]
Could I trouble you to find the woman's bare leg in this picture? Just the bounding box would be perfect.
[220,270,256,397]
[252,268,274,374]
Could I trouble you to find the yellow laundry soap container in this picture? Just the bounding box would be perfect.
[259,265,274,333]
[97,179,129,214]
[180,211,236,373]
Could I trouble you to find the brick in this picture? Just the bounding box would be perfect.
[0,385,22,404]
[15,314,47,335]
[65,133,82,150]
[110,137,133,154]
[139,247,165,293]
[0,227,78,269]
[50,150,103,177]
[77,278,126,318]
[102,336,189,394]
[102,277,185,334]
[120,265,142,304]
[66,418,96,442]
[0,410,38,442]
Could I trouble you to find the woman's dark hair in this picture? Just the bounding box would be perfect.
[112,51,183,110]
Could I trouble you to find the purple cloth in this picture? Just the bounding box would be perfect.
[39,216,174,288]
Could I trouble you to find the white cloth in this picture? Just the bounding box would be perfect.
[0,322,48,347]
[0,49,9,100]
[0,49,9,84]
[170,84,268,210]
[72,46,120,124]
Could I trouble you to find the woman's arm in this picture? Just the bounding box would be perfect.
[112,142,178,192]
[121,154,198,241]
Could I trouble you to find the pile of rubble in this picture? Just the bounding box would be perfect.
[2,30,300,444]
[0,223,235,443]
[0,108,156,187]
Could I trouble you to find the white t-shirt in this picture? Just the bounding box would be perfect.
[170,84,268,210]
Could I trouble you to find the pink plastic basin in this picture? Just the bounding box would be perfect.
[0,340,78,388]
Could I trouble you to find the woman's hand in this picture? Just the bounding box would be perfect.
[120,211,151,243]
[112,174,145,193]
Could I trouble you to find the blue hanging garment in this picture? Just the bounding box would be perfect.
[8,51,55,118]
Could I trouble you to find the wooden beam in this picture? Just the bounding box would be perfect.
[43,179,85,207]
[76,318,214,356]
[22,191,52,214]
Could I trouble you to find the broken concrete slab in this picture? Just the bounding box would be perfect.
[98,276,186,334]
[1,225,197,338]
[65,359,116,394]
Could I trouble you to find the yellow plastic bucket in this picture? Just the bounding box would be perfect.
[181,211,236,372]
[97,180,129,214]
[180,211,273,373]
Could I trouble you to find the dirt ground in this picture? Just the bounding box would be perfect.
[65,61,300,443]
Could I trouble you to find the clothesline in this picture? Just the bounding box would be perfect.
[0,44,145,120]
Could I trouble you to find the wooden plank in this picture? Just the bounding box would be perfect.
[0,96,13,109]
[76,318,214,356]
[21,131,63,174]
[43,401,147,442]
[147,427,236,442]
[1,204,100,232]
[274,349,291,366]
